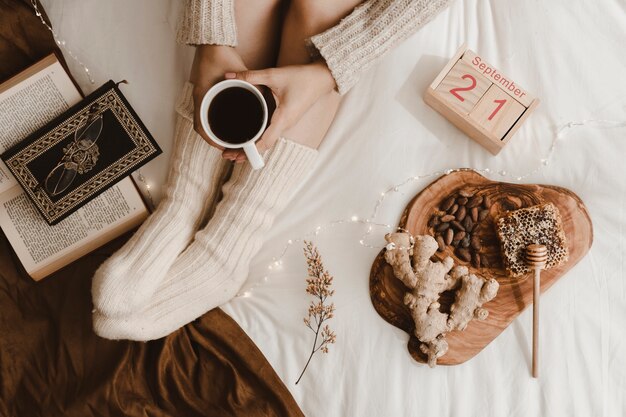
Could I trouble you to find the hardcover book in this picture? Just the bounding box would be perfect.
[0,54,152,280]
[2,79,161,225]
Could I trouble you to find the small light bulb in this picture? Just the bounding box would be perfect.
[351,215,358,222]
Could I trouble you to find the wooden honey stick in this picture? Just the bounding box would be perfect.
[525,244,548,378]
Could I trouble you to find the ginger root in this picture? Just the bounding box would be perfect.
[384,233,499,367]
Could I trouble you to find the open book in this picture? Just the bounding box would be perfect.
[0,54,149,280]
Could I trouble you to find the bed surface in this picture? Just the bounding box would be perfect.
[40,0,626,415]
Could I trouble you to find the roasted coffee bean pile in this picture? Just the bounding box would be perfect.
[428,188,492,268]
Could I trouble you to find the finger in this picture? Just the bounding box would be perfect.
[222,149,244,160]
[256,108,288,153]
[225,69,273,87]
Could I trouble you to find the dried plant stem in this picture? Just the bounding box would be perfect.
[295,322,321,385]
[296,241,336,385]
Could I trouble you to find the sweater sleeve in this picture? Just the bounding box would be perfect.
[176,0,237,46]
[308,0,453,95]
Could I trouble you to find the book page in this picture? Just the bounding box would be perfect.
[0,177,147,279]
[0,60,81,194]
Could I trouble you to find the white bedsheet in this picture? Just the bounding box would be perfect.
[42,0,626,416]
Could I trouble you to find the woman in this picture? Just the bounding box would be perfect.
[92,0,453,340]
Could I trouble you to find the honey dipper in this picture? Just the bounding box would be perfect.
[525,244,548,379]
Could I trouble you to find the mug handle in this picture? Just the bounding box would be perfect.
[242,142,265,170]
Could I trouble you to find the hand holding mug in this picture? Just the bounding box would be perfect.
[190,45,247,151]
[199,80,268,170]
[222,61,337,163]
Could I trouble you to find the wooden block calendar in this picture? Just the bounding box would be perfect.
[424,44,539,155]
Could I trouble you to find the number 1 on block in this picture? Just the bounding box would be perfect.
[489,99,507,120]
[469,85,526,139]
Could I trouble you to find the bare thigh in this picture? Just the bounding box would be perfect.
[278,0,363,149]
[233,0,284,70]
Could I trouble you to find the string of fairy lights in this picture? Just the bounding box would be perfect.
[32,3,625,299]
[31,0,158,208]
[235,118,626,298]
[31,0,95,85]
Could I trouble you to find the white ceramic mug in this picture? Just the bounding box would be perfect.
[199,79,268,170]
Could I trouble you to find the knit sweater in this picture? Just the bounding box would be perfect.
[177,0,453,94]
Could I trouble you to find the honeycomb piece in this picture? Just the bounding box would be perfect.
[495,203,569,277]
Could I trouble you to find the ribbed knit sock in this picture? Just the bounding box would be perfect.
[92,82,229,317]
[93,138,317,341]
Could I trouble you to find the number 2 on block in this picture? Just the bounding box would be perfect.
[488,99,506,120]
[449,74,477,102]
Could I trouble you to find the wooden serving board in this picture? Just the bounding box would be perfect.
[369,170,593,365]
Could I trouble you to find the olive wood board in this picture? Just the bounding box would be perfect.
[369,170,593,365]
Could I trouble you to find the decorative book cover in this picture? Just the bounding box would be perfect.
[1,80,161,225]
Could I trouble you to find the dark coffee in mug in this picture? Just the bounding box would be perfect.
[207,87,264,144]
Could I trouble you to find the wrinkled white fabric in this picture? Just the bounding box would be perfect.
[42,0,626,416]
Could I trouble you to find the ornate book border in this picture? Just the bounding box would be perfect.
[2,81,161,224]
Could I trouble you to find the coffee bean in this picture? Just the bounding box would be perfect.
[455,206,466,221]
[478,209,489,221]
[428,216,438,228]
[445,228,454,245]
[482,195,492,209]
[457,196,468,205]
[470,235,482,251]
[472,252,481,268]
[448,204,459,215]
[462,216,474,231]
[440,214,455,222]
[470,207,479,222]
[441,196,455,211]
[453,230,466,241]
[436,235,445,252]
[461,236,470,248]
[467,195,484,208]
[436,222,450,232]
[459,188,474,198]
[481,256,490,268]
[452,239,460,247]
[451,220,465,231]
[457,248,472,262]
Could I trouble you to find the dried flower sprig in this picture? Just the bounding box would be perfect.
[295,241,336,385]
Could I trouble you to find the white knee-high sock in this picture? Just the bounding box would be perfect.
[93,138,317,341]
[92,82,229,316]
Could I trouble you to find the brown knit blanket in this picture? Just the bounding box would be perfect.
[0,2,302,416]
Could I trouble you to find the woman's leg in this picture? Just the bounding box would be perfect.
[233,0,284,70]
[92,0,284,317]
[278,0,363,149]
[94,1,363,340]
